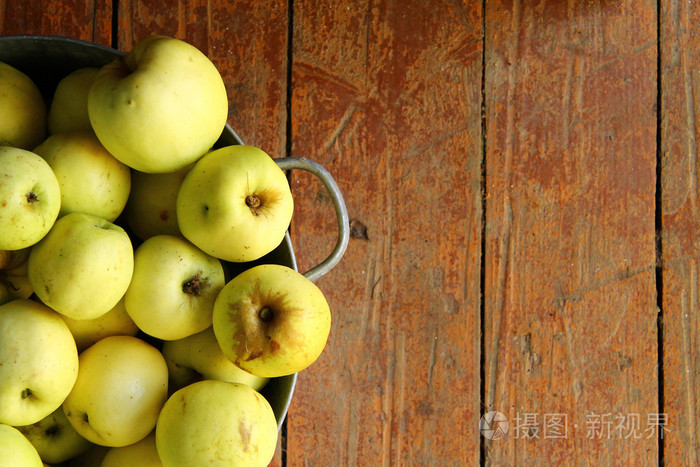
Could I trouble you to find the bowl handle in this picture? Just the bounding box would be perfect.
[274,157,350,283]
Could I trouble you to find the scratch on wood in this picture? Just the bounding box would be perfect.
[392,333,406,466]
[682,0,699,216]
[428,326,438,387]
[323,103,357,151]
[681,262,699,464]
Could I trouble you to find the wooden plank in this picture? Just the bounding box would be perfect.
[483,0,658,464]
[660,0,700,464]
[117,0,289,157]
[0,0,112,44]
[286,1,483,465]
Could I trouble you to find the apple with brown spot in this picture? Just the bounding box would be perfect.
[212,263,331,378]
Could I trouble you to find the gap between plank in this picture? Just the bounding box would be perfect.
[478,0,488,465]
[655,0,665,464]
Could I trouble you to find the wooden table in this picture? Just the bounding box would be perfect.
[2,1,697,465]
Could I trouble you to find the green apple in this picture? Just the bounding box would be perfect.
[155,380,277,467]
[0,299,78,426]
[124,165,191,240]
[47,67,99,135]
[28,212,134,320]
[63,335,169,448]
[0,424,43,467]
[33,130,131,221]
[101,431,162,467]
[177,145,294,262]
[124,234,224,340]
[161,327,268,393]
[0,61,46,150]
[15,406,93,464]
[61,298,139,352]
[0,146,61,251]
[88,35,228,173]
[212,264,331,378]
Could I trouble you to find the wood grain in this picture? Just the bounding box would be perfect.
[660,0,700,464]
[0,0,111,44]
[483,0,658,464]
[286,1,484,465]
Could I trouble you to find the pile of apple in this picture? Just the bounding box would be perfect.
[0,35,333,467]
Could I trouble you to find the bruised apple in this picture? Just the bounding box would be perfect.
[62,336,169,448]
[212,264,331,378]
[28,212,134,320]
[155,380,277,467]
[176,145,293,262]
[124,235,224,341]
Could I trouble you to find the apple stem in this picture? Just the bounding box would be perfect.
[26,192,39,203]
[182,274,205,296]
[245,195,262,215]
[258,306,274,322]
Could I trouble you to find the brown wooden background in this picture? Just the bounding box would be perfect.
[2,0,698,465]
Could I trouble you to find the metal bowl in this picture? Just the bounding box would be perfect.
[0,34,349,430]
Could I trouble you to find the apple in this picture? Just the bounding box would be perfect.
[47,67,99,135]
[124,234,225,340]
[60,298,139,352]
[87,35,228,173]
[0,299,78,426]
[101,431,162,467]
[124,164,191,240]
[0,146,61,251]
[0,424,43,467]
[62,335,169,447]
[212,264,331,378]
[33,130,131,221]
[155,380,278,467]
[0,61,46,150]
[28,212,134,320]
[161,327,268,393]
[15,406,93,464]
[176,145,294,262]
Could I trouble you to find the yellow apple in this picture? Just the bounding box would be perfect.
[124,234,224,340]
[0,146,61,251]
[176,145,294,262]
[212,264,331,378]
[15,406,93,464]
[101,431,162,467]
[63,335,169,448]
[161,327,268,393]
[60,298,139,352]
[47,67,99,134]
[87,35,228,173]
[0,61,46,150]
[0,424,43,467]
[33,130,131,221]
[0,299,78,426]
[28,212,134,320]
[63,444,110,467]
[124,165,191,240]
[155,380,278,467]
